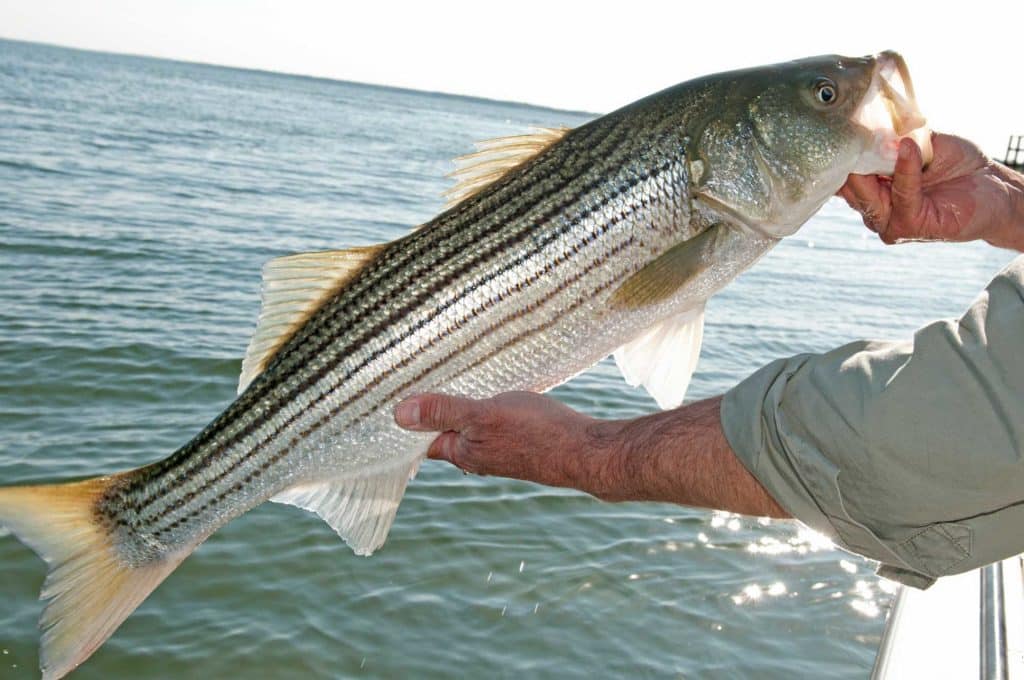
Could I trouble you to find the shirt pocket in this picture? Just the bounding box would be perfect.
[887,522,973,578]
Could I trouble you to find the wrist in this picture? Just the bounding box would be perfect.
[578,418,634,501]
[984,162,1024,252]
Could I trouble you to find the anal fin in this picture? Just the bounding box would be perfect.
[271,456,421,556]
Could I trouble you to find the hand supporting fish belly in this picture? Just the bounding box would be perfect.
[0,51,930,679]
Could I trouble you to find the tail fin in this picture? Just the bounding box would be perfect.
[0,476,189,679]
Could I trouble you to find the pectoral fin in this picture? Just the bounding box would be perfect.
[614,304,705,409]
[609,224,726,310]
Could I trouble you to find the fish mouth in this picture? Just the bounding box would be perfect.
[851,51,933,173]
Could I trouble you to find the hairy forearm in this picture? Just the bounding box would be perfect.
[577,397,789,518]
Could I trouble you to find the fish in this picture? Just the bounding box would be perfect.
[0,51,930,678]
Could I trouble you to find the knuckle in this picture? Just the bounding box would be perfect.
[421,396,446,426]
[432,395,464,429]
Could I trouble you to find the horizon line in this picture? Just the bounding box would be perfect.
[0,36,600,120]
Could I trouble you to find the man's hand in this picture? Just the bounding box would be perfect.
[394,392,788,517]
[839,133,1024,251]
[394,391,600,490]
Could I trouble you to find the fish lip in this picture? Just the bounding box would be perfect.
[851,51,933,171]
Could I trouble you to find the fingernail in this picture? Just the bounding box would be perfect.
[394,399,420,428]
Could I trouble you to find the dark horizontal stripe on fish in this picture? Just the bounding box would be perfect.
[130,149,672,520]
[136,159,686,535]
[348,240,635,426]
[146,231,637,538]
[130,118,640,504]
[310,233,642,439]
[138,179,650,532]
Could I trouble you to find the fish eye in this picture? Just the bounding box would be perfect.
[814,78,838,105]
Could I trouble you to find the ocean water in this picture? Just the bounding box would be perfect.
[0,38,1016,679]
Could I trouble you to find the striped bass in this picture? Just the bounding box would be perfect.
[0,51,930,678]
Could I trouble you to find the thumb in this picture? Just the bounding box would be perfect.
[394,393,480,432]
[889,138,924,232]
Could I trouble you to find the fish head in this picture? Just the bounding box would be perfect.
[693,51,930,238]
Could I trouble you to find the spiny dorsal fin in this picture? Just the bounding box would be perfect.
[442,126,570,210]
[238,245,387,394]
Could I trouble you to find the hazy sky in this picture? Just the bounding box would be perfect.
[2,1,1022,157]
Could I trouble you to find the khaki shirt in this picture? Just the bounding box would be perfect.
[721,255,1024,589]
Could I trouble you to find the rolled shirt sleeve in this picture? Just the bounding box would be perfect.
[721,255,1024,589]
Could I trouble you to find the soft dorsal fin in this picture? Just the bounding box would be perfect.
[442,126,570,210]
[238,245,387,394]
[614,304,705,410]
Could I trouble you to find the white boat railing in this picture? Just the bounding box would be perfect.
[872,556,1024,680]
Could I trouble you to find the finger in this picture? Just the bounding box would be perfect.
[426,431,461,462]
[427,432,484,475]
[838,175,891,233]
[839,173,881,207]
[836,183,855,204]
[863,181,892,234]
[394,393,480,432]
[889,138,924,228]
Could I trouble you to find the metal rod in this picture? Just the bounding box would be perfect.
[981,561,1008,680]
